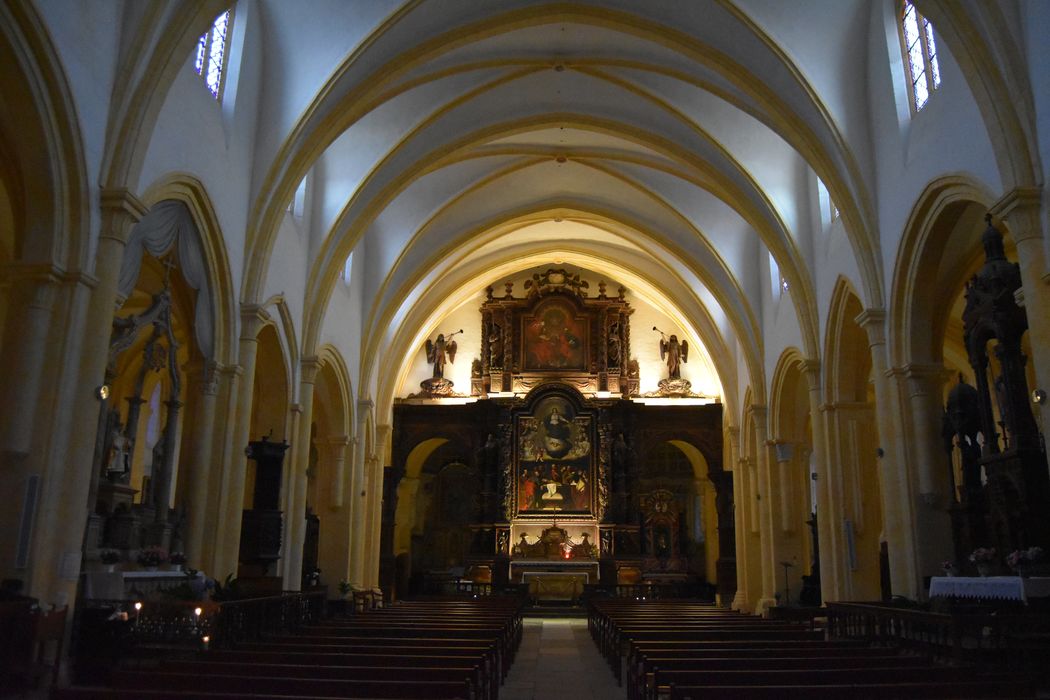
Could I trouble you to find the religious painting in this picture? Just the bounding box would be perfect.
[516,396,593,515]
[522,299,587,371]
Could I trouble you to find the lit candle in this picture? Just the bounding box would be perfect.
[194,607,202,618]
[201,635,210,650]
[133,601,142,625]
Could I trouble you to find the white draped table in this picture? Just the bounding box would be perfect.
[929,576,1050,603]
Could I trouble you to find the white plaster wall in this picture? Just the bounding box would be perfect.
[1023,0,1050,198]
[263,215,309,360]
[865,0,1002,300]
[318,248,366,400]
[739,0,875,194]
[33,0,123,262]
[138,1,265,303]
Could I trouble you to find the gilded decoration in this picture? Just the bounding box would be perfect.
[479,268,636,397]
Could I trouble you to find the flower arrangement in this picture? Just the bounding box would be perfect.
[941,560,957,576]
[969,547,996,564]
[168,551,187,566]
[137,546,168,567]
[1006,546,1044,569]
[99,549,121,565]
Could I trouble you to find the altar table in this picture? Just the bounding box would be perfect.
[928,576,1050,603]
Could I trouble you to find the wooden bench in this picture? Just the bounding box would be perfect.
[113,669,474,699]
[669,679,1036,699]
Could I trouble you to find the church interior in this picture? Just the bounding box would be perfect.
[3,0,1050,696]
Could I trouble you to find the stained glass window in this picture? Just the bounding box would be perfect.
[901,2,941,112]
[195,10,231,99]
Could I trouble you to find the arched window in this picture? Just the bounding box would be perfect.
[195,10,232,99]
[342,253,354,284]
[900,1,941,112]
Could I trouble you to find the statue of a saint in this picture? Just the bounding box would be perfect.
[106,424,130,478]
[425,331,460,378]
[488,323,503,367]
[607,321,622,367]
[659,332,688,379]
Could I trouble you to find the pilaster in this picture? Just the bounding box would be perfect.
[856,308,920,599]
[991,189,1050,449]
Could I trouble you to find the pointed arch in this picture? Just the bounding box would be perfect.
[141,174,237,367]
[0,0,90,270]
[889,174,995,368]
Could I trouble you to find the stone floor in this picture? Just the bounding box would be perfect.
[500,618,626,700]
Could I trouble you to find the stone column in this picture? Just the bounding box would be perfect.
[328,435,351,509]
[992,189,1050,447]
[727,428,751,610]
[856,309,920,599]
[0,271,58,457]
[201,364,240,574]
[213,306,267,577]
[801,359,840,602]
[185,361,221,565]
[751,406,777,613]
[894,364,954,581]
[283,356,321,590]
[29,190,145,606]
[774,441,795,533]
[349,399,373,587]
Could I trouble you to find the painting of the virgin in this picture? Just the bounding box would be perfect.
[516,396,593,514]
[523,300,586,371]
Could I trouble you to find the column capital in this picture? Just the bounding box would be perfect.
[357,398,375,416]
[99,188,147,245]
[290,402,303,416]
[991,187,1042,242]
[327,435,351,447]
[239,304,271,340]
[300,355,322,384]
[201,360,222,396]
[854,308,887,346]
[747,405,767,432]
[725,425,740,439]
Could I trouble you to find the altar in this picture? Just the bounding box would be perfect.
[510,559,600,601]
[929,576,1050,604]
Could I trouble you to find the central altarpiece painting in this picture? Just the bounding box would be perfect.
[386,270,734,602]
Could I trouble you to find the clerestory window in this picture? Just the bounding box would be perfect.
[195,10,231,99]
[900,1,941,112]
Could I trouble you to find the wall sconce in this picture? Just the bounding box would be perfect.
[1032,389,1047,405]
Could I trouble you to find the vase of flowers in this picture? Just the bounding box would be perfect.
[167,551,186,572]
[99,549,121,573]
[1006,546,1044,577]
[970,547,996,576]
[941,560,957,577]
[137,546,168,571]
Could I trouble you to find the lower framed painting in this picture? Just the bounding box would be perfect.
[515,395,594,516]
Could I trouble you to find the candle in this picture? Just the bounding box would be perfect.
[201,635,210,650]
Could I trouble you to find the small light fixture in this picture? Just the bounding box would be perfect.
[1033,389,1047,405]
[96,384,110,401]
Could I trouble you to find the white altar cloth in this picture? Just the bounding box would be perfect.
[928,575,1050,603]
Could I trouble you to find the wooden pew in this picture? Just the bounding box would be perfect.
[112,669,475,699]
[669,679,1036,699]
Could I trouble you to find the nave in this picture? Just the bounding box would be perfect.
[48,594,1041,699]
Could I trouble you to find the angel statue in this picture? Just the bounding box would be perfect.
[656,328,688,379]
[425,330,461,378]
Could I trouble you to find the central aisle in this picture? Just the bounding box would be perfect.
[501,618,626,700]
